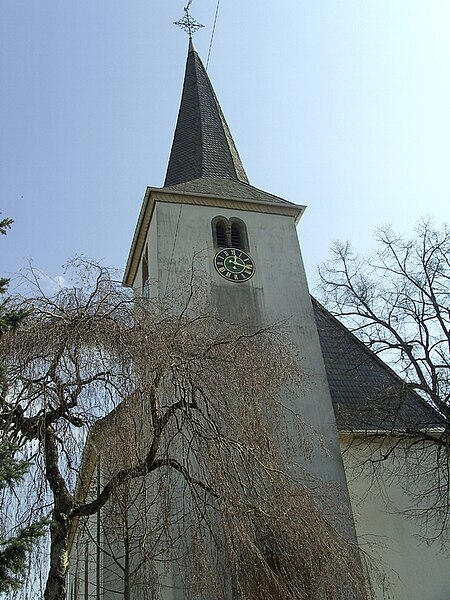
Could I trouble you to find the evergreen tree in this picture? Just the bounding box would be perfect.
[0,215,46,593]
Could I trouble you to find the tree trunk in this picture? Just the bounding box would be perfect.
[44,508,72,600]
[43,426,75,600]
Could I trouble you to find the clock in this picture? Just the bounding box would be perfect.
[214,248,255,282]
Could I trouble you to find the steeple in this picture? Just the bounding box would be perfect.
[164,40,249,187]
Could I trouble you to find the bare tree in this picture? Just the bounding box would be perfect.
[0,215,48,594]
[319,219,449,539]
[1,260,372,600]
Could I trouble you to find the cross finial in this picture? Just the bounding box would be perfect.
[174,1,204,38]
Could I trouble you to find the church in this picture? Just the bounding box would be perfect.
[67,32,449,600]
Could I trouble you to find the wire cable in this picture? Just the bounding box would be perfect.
[206,0,221,71]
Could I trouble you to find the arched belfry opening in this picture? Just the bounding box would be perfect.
[215,219,227,247]
[230,218,247,250]
[212,216,249,251]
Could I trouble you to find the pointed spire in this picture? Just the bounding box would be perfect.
[164,42,249,187]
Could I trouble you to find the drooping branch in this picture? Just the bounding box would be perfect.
[0,260,371,600]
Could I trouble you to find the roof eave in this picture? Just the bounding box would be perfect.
[123,187,154,288]
[339,427,445,437]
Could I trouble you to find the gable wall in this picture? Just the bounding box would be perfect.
[342,436,450,599]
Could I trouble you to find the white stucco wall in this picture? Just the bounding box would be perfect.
[342,436,450,600]
[124,198,360,599]
[135,200,348,493]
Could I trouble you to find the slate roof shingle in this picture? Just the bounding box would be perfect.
[164,39,249,188]
[162,176,295,206]
[312,297,443,431]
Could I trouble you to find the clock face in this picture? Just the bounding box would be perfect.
[214,248,255,282]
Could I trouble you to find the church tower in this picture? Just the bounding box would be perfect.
[66,27,450,600]
[124,39,348,493]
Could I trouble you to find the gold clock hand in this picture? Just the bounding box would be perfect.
[229,256,239,270]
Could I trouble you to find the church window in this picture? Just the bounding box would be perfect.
[96,462,102,600]
[142,245,149,298]
[230,218,248,251]
[70,569,79,600]
[216,222,227,247]
[231,222,243,249]
[212,217,249,251]
[84,541,89,599]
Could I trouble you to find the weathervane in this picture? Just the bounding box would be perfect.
[174,0,204,38]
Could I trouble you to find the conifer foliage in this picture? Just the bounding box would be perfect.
[0,215,46,593]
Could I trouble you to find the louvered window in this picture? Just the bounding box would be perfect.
[212,217,248,251]
[231,222,243,249]
[216,222,227,247]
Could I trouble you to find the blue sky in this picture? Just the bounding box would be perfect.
[1,1,449,293]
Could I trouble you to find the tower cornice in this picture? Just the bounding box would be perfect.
[123,186,305,288]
